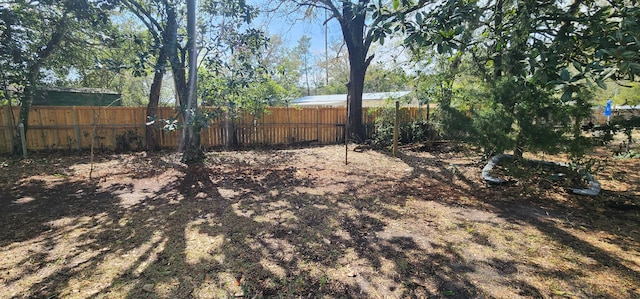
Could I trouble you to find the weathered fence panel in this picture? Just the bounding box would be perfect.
[1,106,16,153]
[0,106,427,153]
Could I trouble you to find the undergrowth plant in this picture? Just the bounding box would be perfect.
[436,77,605,160]
[372,101,439,147]
[569,155,608,177]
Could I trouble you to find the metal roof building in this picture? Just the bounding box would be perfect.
[291,91,414,107]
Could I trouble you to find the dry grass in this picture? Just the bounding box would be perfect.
[0,140,639,298]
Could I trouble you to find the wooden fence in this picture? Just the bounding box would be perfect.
[0,106,428,153]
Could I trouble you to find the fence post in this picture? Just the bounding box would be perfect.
[316,107,320,143]
[72,106,82,150]
[393,101,399,157]
[19,122,27,158]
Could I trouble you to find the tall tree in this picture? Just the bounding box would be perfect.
[199,27,270,148]
[119,0,261,158]
[294,35,313,96]
[262,35,303,100]
[118,0,197,156]
[279,0,429,141]
[118,0,173,151]
[181,0,201,162]
[315,41,350,94]
[0,0,115,154]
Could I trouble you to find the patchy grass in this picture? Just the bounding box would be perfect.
[0,142,639,298]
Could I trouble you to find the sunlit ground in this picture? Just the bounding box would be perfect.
[1,143,638,298]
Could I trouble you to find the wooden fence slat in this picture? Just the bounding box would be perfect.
[71,106,82,150]
[1,106,15,153]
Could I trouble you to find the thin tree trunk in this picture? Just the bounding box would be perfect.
[493,0,503,80]
[224,107,238,149]
[441,53,462,109]
[304,55,310,96]
[165,3,191,152]
[513,132,524,160]
[181,0,203,163]
[146,47,167,152]
[16,68,38,155]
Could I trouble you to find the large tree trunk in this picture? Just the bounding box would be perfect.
[15,68,39,154]
[224,108,238,149]
[181,0,203,163]
[513,131,524,160]
[164,4,187,110]
[340,2,371,142]
[171,59,188,110]
[165,3,191,152]
[145,47,167,152]
[347,61,366,141]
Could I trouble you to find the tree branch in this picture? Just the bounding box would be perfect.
[364,0,429,52]
[36,14,69,62]
[121,0,163,43]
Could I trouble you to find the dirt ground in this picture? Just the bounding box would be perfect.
[0,141,638,298]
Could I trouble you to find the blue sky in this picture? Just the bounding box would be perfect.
[252,5,411,69]
[251,3,343,54]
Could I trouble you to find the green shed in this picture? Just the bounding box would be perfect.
[33,87,121,106]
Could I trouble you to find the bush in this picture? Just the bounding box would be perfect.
[372,105,439,147]
[438,77,597,158]
[403,120,439,143]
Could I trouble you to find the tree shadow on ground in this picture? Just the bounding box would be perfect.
[1,148,638,298]
[397,147,640,298]
[1,149,485,298]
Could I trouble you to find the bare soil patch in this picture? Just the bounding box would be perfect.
[0,142,638,298]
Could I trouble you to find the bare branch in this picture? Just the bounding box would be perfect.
[121,0,163,42]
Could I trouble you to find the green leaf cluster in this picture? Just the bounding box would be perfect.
[404,0,640,158]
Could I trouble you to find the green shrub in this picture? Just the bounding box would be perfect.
[438,77,596,158]
[372,105,440,147]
